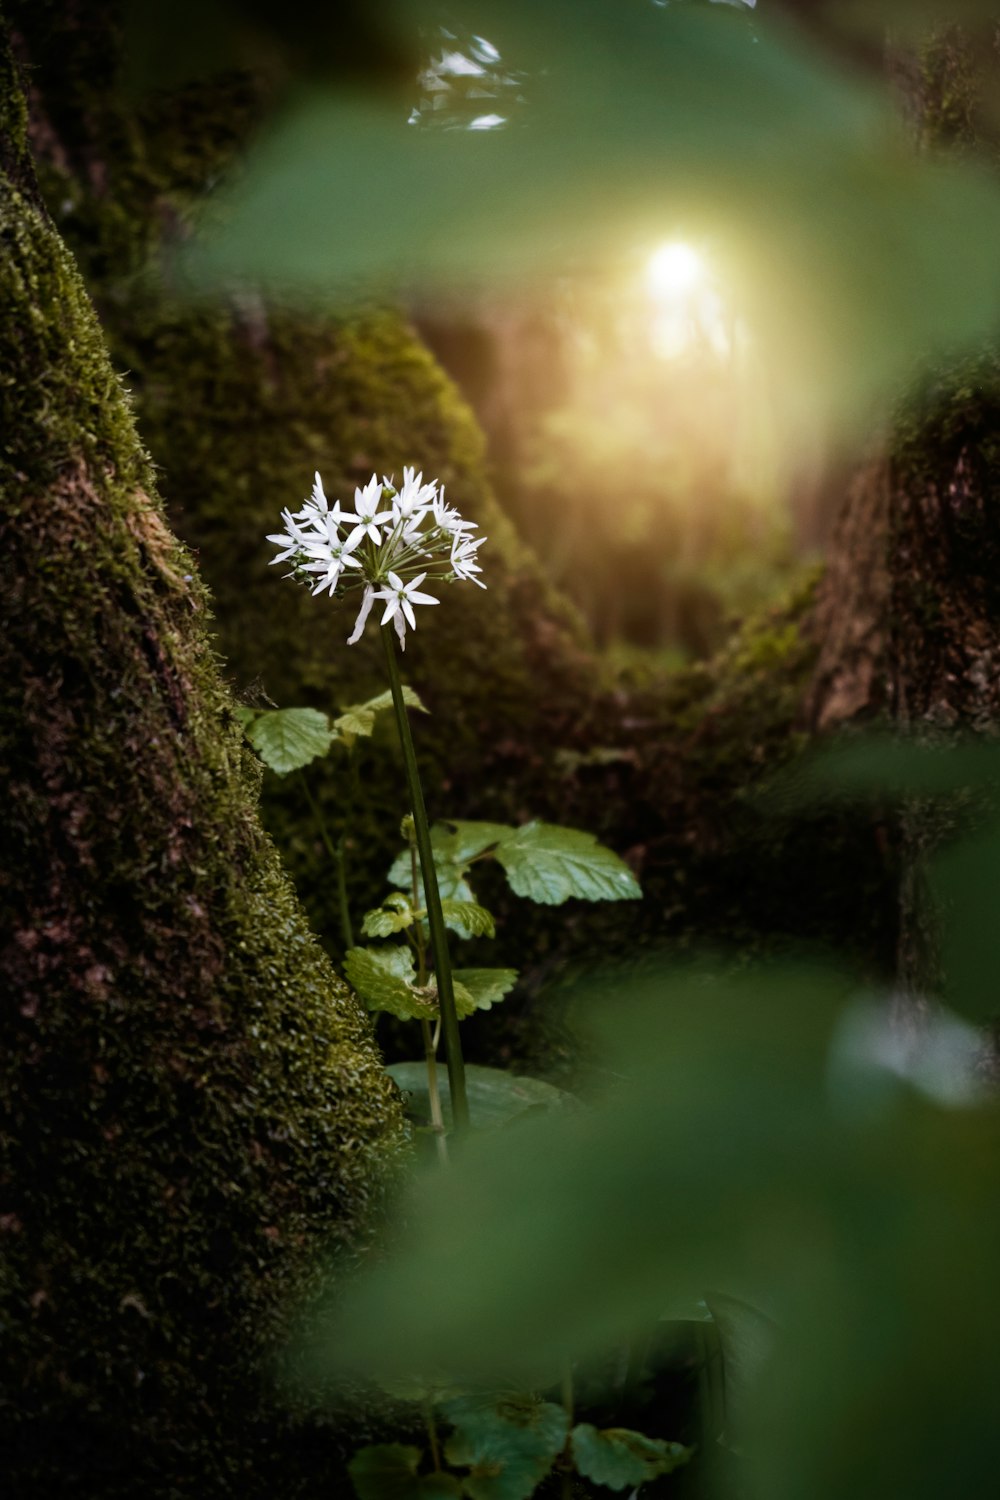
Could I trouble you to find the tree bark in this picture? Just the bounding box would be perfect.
[806,24,1000,1021]
[0,19,404,1496]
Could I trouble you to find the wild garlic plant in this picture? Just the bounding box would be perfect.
[259,465,641,1146]
[267,467,487,1131]
[254,466,665,1500]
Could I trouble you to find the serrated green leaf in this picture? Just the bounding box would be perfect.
[452,970,519,1012]
[570,1425,691,1491]
[494,822,641,905]
[344,946,435,1020]
[363,902,418,938]
[241,706,334,774]
[437,822,515,865]
[385,1063,572,1131]
[439,901,496,940]
[443,1394,568,1500]
[388,827,475,904]
[232,704,257,728]
[335,686,427,747]
[348,1444,463,1500]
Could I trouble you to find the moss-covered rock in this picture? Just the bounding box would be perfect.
[0,22,406,1495]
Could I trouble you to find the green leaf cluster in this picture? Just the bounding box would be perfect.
[388,819,641,909]
[235,705,334,776]
[236,686,426,774]
[361,896,497,942]
[570,1425,691,1491]
[345,945,515,1026]
[349,1445,461,1500]
[348,1396,689,1500]
[343,945,437,1021]
[443,1395,568,1500]
[386,1062,571,1131]
[334,687,427,750]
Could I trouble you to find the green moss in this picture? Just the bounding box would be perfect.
[916,26,983,156]
[1,67,406,1497]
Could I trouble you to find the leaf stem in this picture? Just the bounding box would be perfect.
[561,1363,574,1428]
[424,1399,443,1472]
[421,1018,449,1166]
[561,1363,575,1500]
[381,625,469,1133]
[299,771,354,949]
[411,845,427,983]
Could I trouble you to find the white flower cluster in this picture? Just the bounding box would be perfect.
[268,468,486,649]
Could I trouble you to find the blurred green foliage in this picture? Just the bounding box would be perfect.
[294,738,1000,1500]
[160,0,1000,437]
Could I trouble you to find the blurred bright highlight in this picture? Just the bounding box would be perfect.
[647,240,704,298]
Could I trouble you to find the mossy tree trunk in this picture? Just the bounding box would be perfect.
[806,25,1000,1019]
[0,19,404,1497]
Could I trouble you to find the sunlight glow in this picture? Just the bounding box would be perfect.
[646,242,704,299]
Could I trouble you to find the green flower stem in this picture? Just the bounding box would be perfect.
[299,772,354,949]
[411,847,449,1163]
[381,625,469,1133]
[421,1021,449,1164]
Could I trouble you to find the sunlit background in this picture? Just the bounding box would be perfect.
[174,0,1000,671]
[417,228,817,661]
[397,17,802,661]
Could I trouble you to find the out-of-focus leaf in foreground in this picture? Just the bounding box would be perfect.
[771,736,1000,1021]
[297,961,1000,1500]
[179,0,1000,432]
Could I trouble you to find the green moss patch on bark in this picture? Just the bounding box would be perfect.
[1,60,406,1496]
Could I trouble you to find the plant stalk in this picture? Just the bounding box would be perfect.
[299,771,354,949]
[560,1363,575,1500]
[412,846,449,1164]
[381,625,469,1132]
[424,1399,443,1472]
[421,1019,449,1165]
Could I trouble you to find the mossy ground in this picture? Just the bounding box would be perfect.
[2,24,406,1495]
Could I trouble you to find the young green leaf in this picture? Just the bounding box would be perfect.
[452,970,519,1012]
[241,706,335,774]
[343,946,435,1020]
[494,822,641,905]
[443,1395,568,1500]
[362,900,418,938]
[335,686,427,747]
[445,978,478,1020]
[348,1444,462,1500]
[439,901,496,940]
[385,1063,572,1131]
[570,1426,691,1491]
[436,822,514,865]
[388,827,475,904]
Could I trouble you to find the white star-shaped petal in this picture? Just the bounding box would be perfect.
[375,570,440,632]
